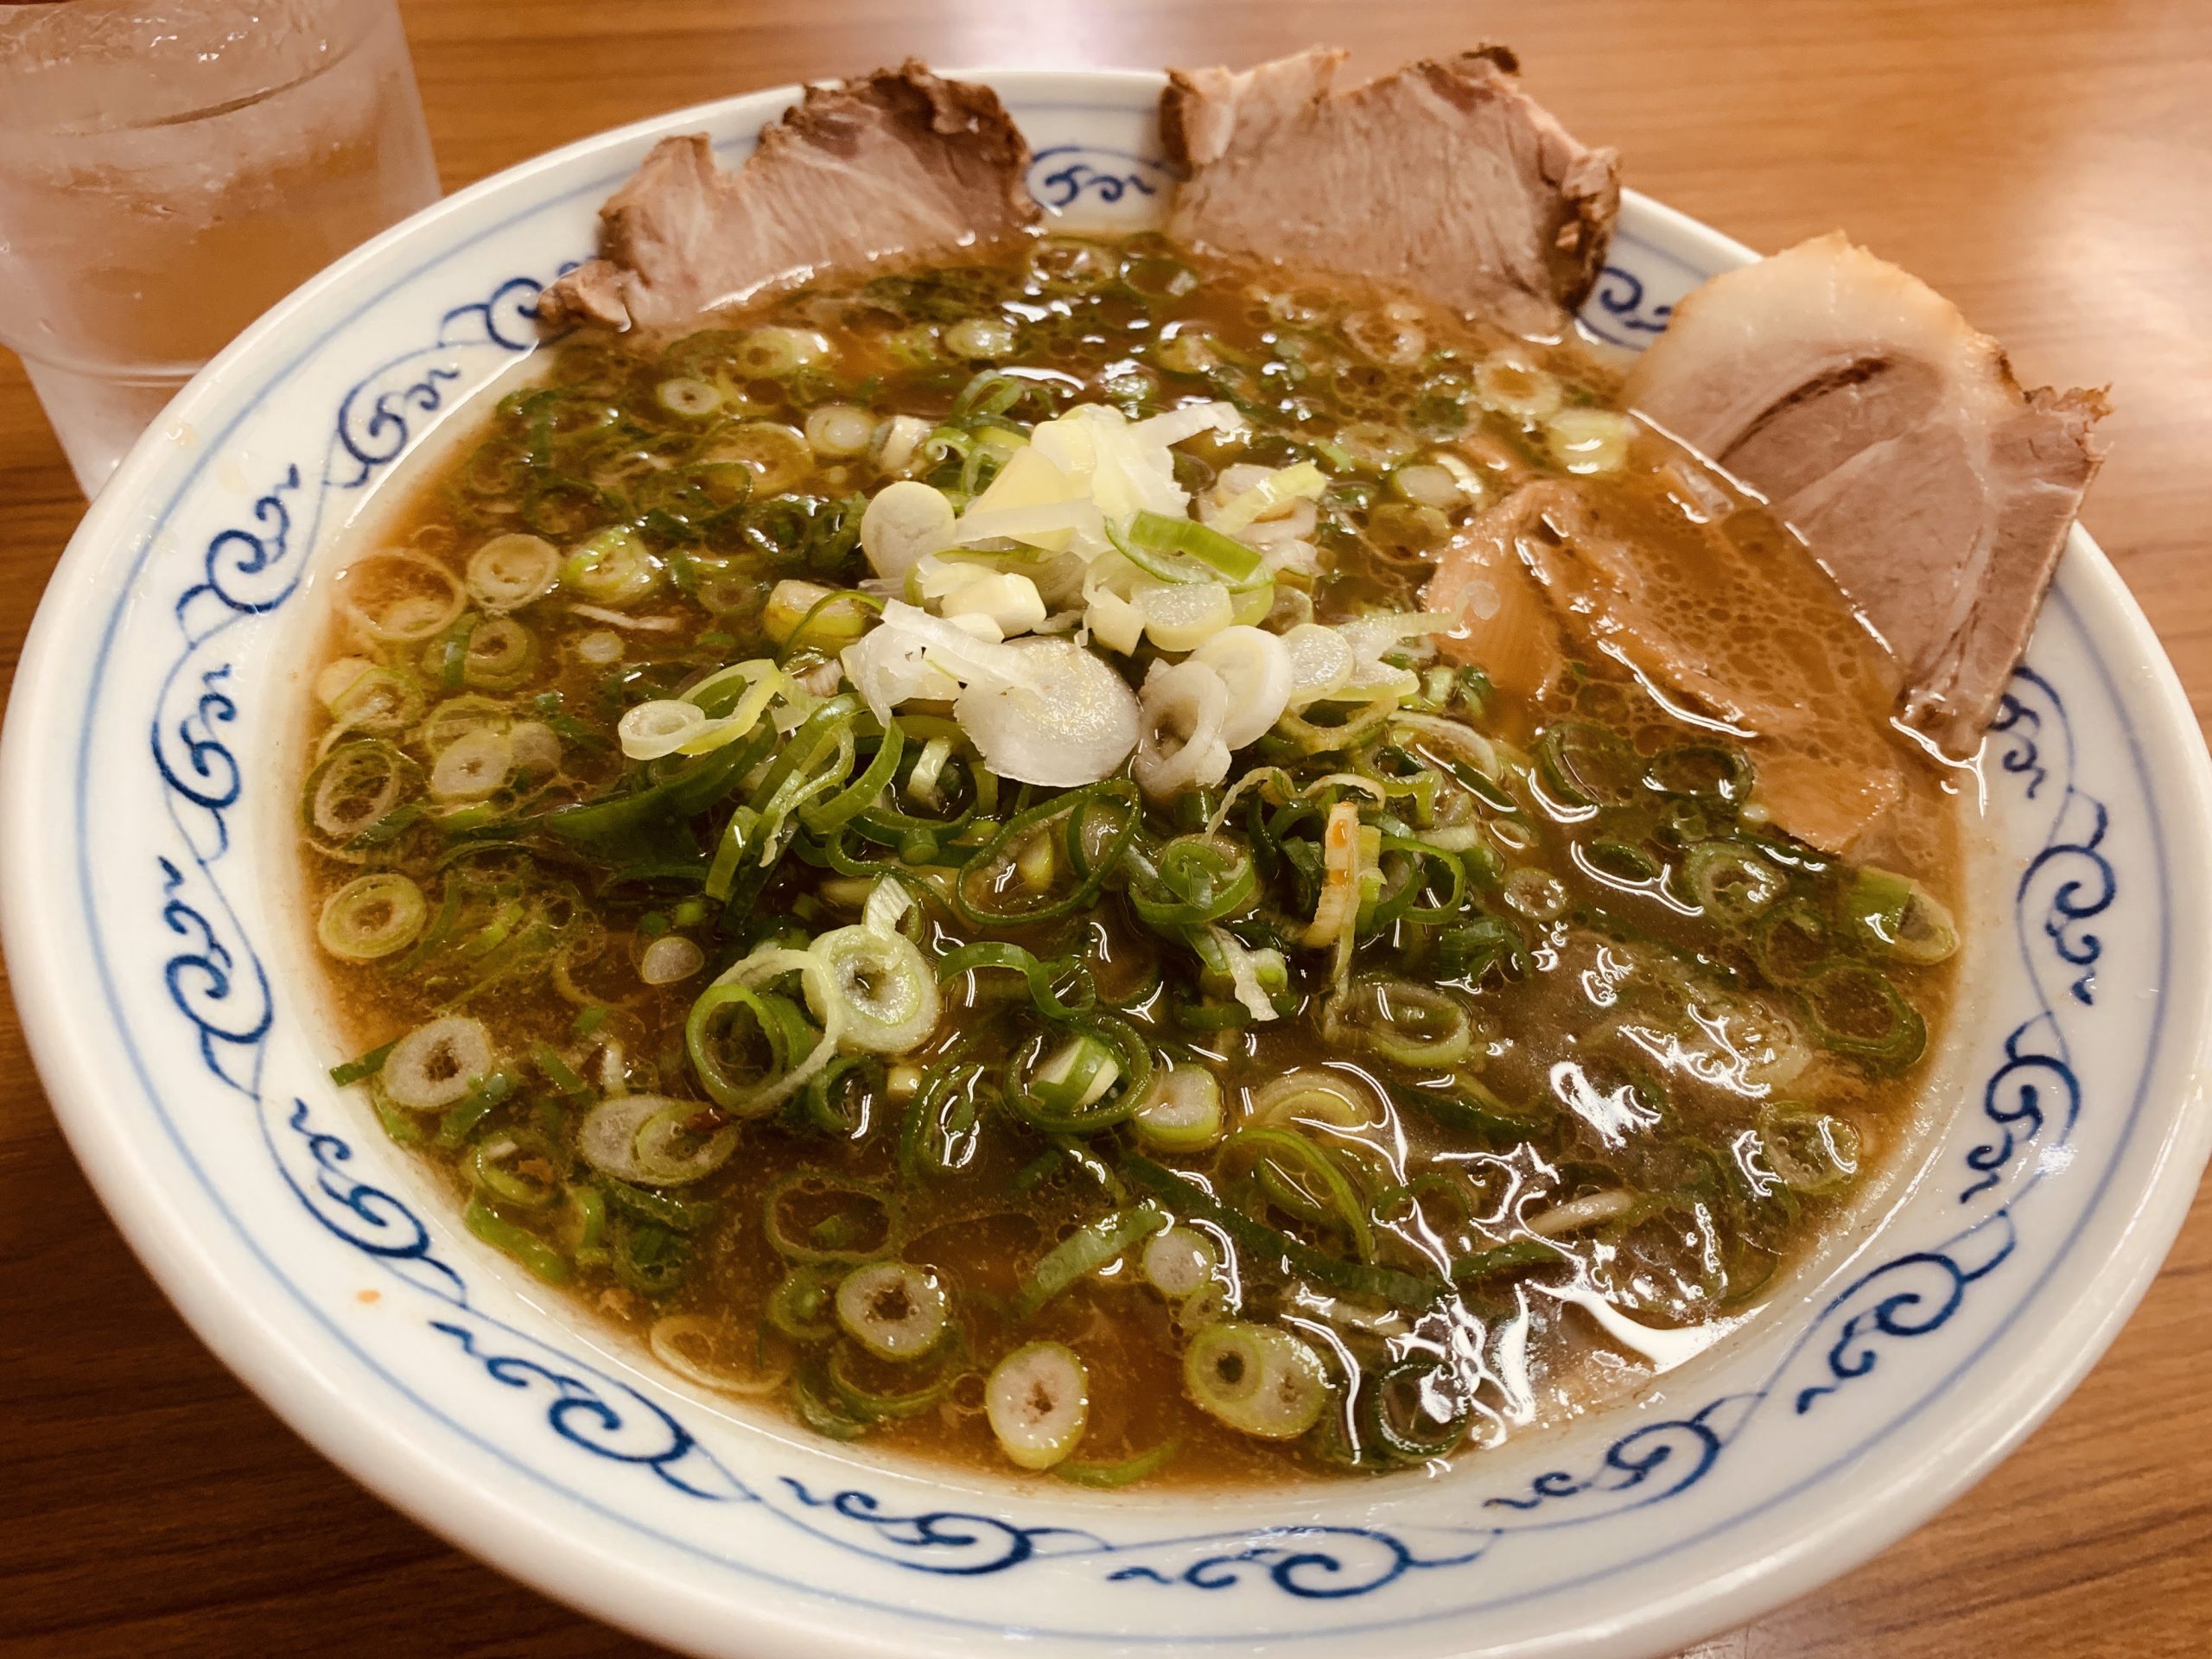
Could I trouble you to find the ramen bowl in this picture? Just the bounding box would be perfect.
[4,67,2209,1659]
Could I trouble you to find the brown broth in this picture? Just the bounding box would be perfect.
[300,232,1960,1487]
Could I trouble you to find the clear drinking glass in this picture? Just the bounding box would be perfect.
[0,0,440,494]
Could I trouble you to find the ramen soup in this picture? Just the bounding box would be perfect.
[302,231,1962,1486]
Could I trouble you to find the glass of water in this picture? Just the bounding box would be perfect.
[0,0,441,494]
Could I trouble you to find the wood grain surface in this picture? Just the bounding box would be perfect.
[3,3,2209,1654]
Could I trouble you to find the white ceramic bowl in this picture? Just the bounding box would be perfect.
[6,68,2209,1659]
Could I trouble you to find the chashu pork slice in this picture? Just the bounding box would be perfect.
[1160,47,1620,338]
[1428,480,1911,855]
[539,62,1039,331]
[1624,232,2107,758]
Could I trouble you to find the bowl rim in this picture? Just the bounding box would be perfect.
[6,66,2209,1659]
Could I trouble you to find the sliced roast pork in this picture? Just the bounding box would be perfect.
[1430,480,1910,855]
[539,63,1039,331]
[1624,233,2107,757]
[1160,48,1620,337]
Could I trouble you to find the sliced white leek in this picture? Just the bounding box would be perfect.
[509,719,562,775]
[861,876,913,936]
[1280,623,1355,711]
[1210,461,1325,537]
[875,414,931,477]
[1129,401,1243,448]
[953,637,1140,788]
[764,578,872,649]
[1206,925,1285,1023]
[839,601,1041,722]
[1544,407,1637,474]
[1523,1189,1636,1237]
[1192,626,1294,747]
[861,480,957,581]
[941,570,1047,637]
[1136,580,1235,652]
[1084,586,1145,655]
[1132,659,1231,799]
[618,700,710,760]
[1300,801,1365,947]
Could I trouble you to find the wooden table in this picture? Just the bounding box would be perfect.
[4,2,2209,1653]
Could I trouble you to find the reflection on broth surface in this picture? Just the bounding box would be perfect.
[302,232,1960,1486]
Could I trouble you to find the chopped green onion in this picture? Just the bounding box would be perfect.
[955,781,1141,929]
[1797,960,1929,1072]
[937,942,1098,1022]
[464,1129,557,1208]
[1755,900,1833,986]
[1359,1357,1472,1461]
[561,525,660,607]
[329,1039,396,1088]
[1120,1154,1443,1307]
[1535,720,1639,810]
[607,1217,692,1298]
[1052,1438,1179,1489]
[684,944,842,1116]
[828,1339,965,1420]
[1130,1067,1224,1153]
[807,923,939,1054]
[1319,978,1473,1069]
[466,532,560,612]
[1645,742,1754,805]
[1758,1103,1863,1194]
[1011,1205,1167,1320]
[1845,868,1960,963]
[1106,509,1267,589]
[764,1172,900,1264]
[1682,841,1787,925]
[1003,1017,1154,1134]
[1224,1127,1377,1262]
[465,1194,568,1283]
[600,1178,716,1234]
[987,1340,1090,1470]
[836,1260,949,1361]
[1183,1321,1329,1440]
[1139,1226,1219,1300]
[578,1094,736,1185]
[767,1263,843,1340]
